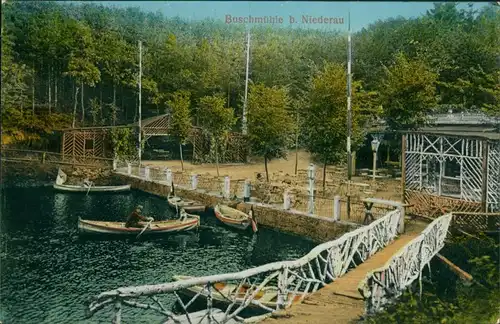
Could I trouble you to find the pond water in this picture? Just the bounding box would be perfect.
[0,186,317,324]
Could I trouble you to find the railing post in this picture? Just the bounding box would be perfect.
[144,166,150,180]
[112,159,117,171]
[308,163,315,215]
[243,179,251,202]
[112,300,122,324]
[223,176,230,199]
[166,168,172,186]
[127,163,132,176]
[191,174,198,190]
[283,190,291,210]
[276,268,288,311]
[41,152,46,164]
[334,195,341,221]
[397,205,405,234]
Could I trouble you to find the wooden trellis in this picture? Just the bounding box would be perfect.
[189,128,249,163]
[61,129,109,160]
[402,133,500,218]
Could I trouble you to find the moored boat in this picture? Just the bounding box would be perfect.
[53,168,131,193]
[78,216,200,236]
[214,204,258,233]
[167,194,206,213]
[54,183,131,192]
[172,275,304,310]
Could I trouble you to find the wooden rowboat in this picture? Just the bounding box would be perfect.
[167,194,206,213]
[172,275,304,310]
[54,168,130,193]
[78,216,200,236]
[214,204,258,233]
[54,183,131,193]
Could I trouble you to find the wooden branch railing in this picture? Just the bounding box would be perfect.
[87,209,402,323]
[358,213,453,314]
[1,149,114,168]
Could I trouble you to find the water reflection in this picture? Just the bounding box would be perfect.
[1,187,317,323]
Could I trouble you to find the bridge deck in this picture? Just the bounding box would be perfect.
[263,233,420,324]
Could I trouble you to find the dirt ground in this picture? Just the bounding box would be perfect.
[143,150,314,180]
[143,150,402,205]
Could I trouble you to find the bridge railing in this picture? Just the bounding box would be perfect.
[358,213,453,315]
[1,149,114,168]
[87,209,402,323]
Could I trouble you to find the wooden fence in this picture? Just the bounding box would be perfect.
[1,149,114,169]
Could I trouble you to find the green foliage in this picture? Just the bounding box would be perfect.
[379,52,438,130]
[302,62,364,165]
[167,90,192,143]
[198,95,237,141]
[110,128,140,162]
[247,84,295,161]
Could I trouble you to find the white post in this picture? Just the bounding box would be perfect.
[243,179,251,202]
[166,168,172,186]
[283,190,291,210]
[223,176,230,199]
[242,31,251,135]
[334,195,341,221]
[144,166,150,180]
[191,174,198,190]
[112,159,117,171]
[138,40,142,165]
[308,163,315,214]
[127,163,132,175]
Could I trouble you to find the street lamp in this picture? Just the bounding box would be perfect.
[371,138,381,182]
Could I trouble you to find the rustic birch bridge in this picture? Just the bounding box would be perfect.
[86,165,453,324]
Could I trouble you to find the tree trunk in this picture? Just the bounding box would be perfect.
[80,82,84,124]
[112,85,117,125]
[215,140,220,177]
[72,86,80,128]
[179,142,184,171]
[100,85,103,122]
[264,156,269,182]
[48,66,51,114]
[54,70,58,112]
[322,160,327,192]
[32,61,35,113]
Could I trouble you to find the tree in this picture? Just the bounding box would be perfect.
[167,90,192,171]
[303,62,365,190]
[379,52,438,130]
[198,95,237,177]
[247,84,295,182]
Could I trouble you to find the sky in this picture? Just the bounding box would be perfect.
[94,1,491,32]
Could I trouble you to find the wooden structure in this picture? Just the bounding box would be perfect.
[60,114,249,163]
[402,113,500,219]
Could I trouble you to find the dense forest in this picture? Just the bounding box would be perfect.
[1,2,499,164]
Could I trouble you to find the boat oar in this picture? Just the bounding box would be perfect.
[86,181,93,196]
[136,219,153,239]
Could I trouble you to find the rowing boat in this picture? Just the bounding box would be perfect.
[214,204,258,232]
[172,275,304,310]
[78,216,200,236]
[54,183,131,192]
[167,194,206,213]
[53,168,130,193]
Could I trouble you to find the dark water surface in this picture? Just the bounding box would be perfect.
[0,187,317,324]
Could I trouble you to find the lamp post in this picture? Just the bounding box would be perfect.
[371,138,381,183]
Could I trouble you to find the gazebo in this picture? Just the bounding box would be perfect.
[401,113,500,218]
[59,114,249,163]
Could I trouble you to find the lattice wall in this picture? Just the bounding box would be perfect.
[189,128,249,163]
[404,133,500,216]
[488,142,500,212]
[61,130,109,160]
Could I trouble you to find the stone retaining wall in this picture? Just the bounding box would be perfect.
[115,173,358,242]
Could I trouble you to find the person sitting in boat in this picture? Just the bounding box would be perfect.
[125,205,153,228]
